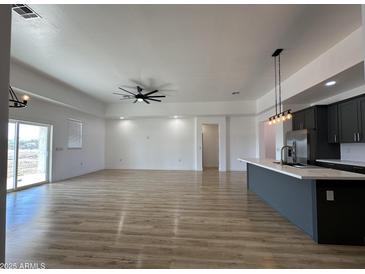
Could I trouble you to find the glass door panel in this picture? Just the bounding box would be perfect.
[7,122,16,190]
[17,123,49,188]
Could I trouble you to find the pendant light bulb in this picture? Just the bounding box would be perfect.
[272,119,276,124]
[22,95,30,102]
[269,120,272,125]
[287,113,292,120]
[282,115,286,122]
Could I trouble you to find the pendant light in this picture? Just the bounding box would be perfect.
[268,49,292,125]
[9,86,29,108]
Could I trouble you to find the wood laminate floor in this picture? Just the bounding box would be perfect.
[5,169,365,268]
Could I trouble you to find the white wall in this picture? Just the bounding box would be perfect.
[341,143,365,162]
[202,124,219,168]
[227,116,257,171]
[105,118,195,170]
[11,60,106,118]
[0,5,11,264]
[106,100,257,119]
[105,115,257,171]
[263,122,276,159]
[9,98,105,182]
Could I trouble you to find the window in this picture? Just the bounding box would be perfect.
[68,119,83,149]
[7,120,51,191]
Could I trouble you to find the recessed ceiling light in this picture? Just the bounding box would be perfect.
[120,117,125,120]
[173,115,178,119]
[232,91,240,95]
[325,81,336,86]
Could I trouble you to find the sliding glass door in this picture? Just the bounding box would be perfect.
[7,122,16,190]
[7,120,51,191]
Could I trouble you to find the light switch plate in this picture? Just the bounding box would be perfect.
[326,190,334,201]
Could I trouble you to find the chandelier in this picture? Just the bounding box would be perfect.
[9,86,29,108]
[268,49,292,125]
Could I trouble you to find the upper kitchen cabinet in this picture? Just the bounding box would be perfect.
[293,110,305,130]
[327,104,339,144]
[359,96,365,142]
[292,107,316,130]
[338,97,363,143]
[305,107,316,129]
[292,105,340,162]
[292,106,318,130]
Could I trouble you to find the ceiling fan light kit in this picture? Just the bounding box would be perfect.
[268,49,292,126]
[113,85,166,104]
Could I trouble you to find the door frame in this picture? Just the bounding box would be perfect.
[202,123,219,170]
[7,119,52,192]
[195,116,226,171]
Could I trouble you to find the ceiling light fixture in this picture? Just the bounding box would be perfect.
[173,115,178,119]
[9,86,29,108]
[120,117,125,120]
[113,86,166,104]
[268,49,291,125]
[325,81,336,87]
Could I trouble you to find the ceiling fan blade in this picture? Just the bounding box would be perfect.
[133,99,138,103]
[119,87,137,96]
[143,99,150,104]
[113,92,131,96]
[119,98,133,100]
[144,90,159,96]
[147,95,166,98]
[147,98,162,102]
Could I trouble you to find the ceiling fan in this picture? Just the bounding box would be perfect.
[113,86,166,104]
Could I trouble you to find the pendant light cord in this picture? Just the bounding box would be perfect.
[274,56,277,116]
[278,54,282,114]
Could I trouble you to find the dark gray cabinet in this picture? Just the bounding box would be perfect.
[305,107,316,129]
[359,97,365,142]
[292,107,316,130]
[293,110,305,130]
[338,98,362,143]
[327,104,339,143]
[292,106,340,163]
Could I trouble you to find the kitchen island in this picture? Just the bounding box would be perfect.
[238,158,365,245]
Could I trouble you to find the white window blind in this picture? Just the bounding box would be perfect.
[68,119,83,149]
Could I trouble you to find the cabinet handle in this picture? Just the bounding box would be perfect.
[334,134,337,143]
[354,133,356,142]
[358,133,361,142]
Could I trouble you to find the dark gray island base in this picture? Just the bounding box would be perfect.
[247,163,365,245]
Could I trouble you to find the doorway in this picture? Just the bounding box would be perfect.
[7,120,51,191]
[202,124,219,170]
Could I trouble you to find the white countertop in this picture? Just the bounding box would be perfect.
[238,158,365,180]
[316,159,365,168]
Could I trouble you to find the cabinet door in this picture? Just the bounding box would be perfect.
[339,100,359,143]
[305,107,316,129]
[293,111,305,130]
[359,96,365,143]
[327,104,339,143]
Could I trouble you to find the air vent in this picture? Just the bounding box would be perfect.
[12,4,40,19]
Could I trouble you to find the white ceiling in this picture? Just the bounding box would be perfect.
[11,4,361,103]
